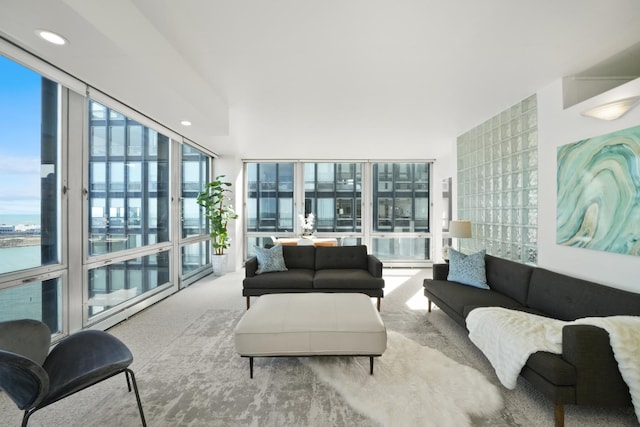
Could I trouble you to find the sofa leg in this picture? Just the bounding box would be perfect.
[246,296,250,310]
[428,300,431,312]
[554,404,564,427]
[377,297,381,312]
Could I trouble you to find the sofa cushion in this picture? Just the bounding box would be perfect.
[315,245,368,270]
[282,245,316,270]
[527,268,640,320]
[254,245,288,274]
[462,304,549,320]
[447,249,489,289]
[242,269,314,289]
[525,351,577,386]
[313,269,385,290]
[485,255,533,306]
[426,280,524,317]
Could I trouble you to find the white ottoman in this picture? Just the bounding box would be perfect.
[234,293,387,378]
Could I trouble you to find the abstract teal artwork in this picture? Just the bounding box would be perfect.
[557,124,640,255]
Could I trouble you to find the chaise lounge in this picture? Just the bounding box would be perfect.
[424,253,640,427]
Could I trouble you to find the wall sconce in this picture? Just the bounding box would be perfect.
[450,220,472,250]
[581,96,640,120]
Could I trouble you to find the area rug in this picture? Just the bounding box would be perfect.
[301,330,503,427]
[18,308,504,427]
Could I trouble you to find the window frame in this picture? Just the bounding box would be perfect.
[243,160,433,267]
[0,45,219,334]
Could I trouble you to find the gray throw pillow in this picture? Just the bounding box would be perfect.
[447,249,489,289]
[254,244,288,274]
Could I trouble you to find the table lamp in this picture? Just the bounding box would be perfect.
[450,220,472,251]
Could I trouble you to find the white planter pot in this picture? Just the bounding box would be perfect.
[211,254,227,276]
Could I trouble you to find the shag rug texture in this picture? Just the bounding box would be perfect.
[301,330,503,426]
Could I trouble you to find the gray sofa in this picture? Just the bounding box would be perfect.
[243,245,385,310]
[424,254,640,427]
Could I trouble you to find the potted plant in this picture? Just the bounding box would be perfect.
[196,174,238,276]
[298,212,315,237]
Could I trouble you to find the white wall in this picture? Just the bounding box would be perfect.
[209,143,245,274]
[432,150,456,262]
[537,78,640,293]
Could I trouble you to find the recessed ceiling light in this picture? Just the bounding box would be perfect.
[181,120,192,126]
[36,30,67,46]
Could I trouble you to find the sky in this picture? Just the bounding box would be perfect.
[0,55,44,216]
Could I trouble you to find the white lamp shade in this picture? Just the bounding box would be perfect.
[450,220,472,238]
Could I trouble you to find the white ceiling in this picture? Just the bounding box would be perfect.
[1,0,640,159]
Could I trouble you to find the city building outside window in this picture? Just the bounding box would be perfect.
[244,161,432,265]
[86,100,171,319]
[180,145,212,281]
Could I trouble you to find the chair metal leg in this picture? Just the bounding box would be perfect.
[126,369,147,427]
[125,369,133,392]
[22,410,33,427]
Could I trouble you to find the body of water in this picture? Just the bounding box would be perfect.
[0,245,43,321]
[0,278,43,322]
[0,245,42,274]
[0,214,42,274]
[0,214,40,226]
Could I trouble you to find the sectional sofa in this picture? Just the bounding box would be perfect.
[243,245,385,310]
[423,254,640,427]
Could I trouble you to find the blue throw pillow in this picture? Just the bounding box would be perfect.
[254,244,288,274]
[447,249,489,289]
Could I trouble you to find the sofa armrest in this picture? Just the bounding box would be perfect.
[367,255,383,278]
[245,257,258,277]
[562,324,631,406]
[433,263,450,280]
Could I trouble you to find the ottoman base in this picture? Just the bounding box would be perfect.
[234,293,387,378]
[244,354,379,379]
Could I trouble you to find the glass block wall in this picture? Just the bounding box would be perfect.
[456,94,538,264]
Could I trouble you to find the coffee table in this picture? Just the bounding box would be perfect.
[234,293,387,378]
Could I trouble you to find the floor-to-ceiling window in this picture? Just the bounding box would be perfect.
[371,162,431,263]
[0,47,215,336]
[245,162,294,256]
[304,162,362,233]
[180,145,211,284]
[85,101,172,320]
[244,161,432,265]
[0,55,63,334]
[88,101,171,254]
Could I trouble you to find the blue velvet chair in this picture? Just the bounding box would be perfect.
[0,319,146,426]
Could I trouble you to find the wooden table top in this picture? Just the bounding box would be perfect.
[274,237,338,247]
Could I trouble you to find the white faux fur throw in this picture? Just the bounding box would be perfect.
[466,307,640,422]
[466,308,566,389]
[302,330,503,426]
